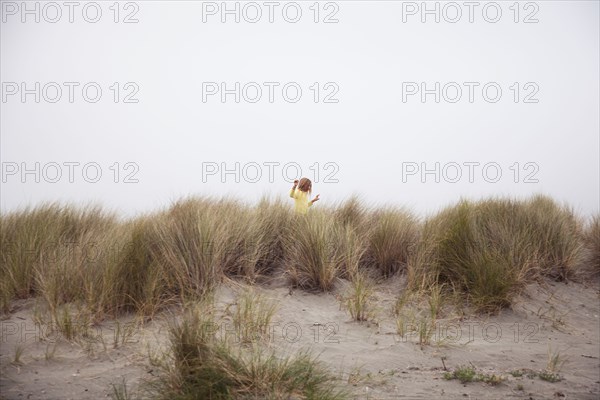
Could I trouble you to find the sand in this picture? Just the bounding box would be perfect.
[1,277,599,399]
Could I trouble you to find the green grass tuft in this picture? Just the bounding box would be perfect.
[148,303,346,400]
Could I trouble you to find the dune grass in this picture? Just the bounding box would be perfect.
[284,211,342,291]
[363,208,419,278]
[227,289,278,343]
[582,214,600,276]
[0,194,594,321]
[147,302,346,400]
[407,195,586,312]
[0,203,123,318]
[2,194,595,399]
[342,271,375,322]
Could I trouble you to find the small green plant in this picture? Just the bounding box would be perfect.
[510,369,523,377]
[480,373,504,385]
[546,345,567,374]
[444,366,476,383]
[538,371,562,382]
[516,383,524,391]
[443,365,505,385]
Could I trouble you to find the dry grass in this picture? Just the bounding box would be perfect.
[0,194,593,322]
[0,203,117,315]
[363,208,419,278]
[581,214,600,277]
[227,289,278,343]
[342,272,375,322]
[407,195,586,312]
[1,194,595,399]
[284,211,342,291]
[147,302,346,400]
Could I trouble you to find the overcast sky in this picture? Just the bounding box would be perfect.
[1,0,598,218]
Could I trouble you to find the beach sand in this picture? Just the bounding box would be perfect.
[1,277,598,399]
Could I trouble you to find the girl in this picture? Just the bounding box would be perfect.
[289,177,320,214]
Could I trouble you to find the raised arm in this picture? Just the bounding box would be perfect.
[290,180,299,198]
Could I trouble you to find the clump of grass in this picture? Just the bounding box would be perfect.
[0,205,76,299]
[149,303,346,399]
[394,291,419,341]
[33,303,97,343]
[443,365,476,383]
[245,198,294,279]
[97,216,168,317]
[116,198,250,314]
[546,345,566,375]
[0,204,118,316]
[285,211,342,291]
[522,196,585,280]
[538,370,562,382]
[581,214,600,277]
[443,365,505,386]
[227,289,277,343]
[334,195,367,230]
[363,208,419,278]
[393,311,435,347]
[417,317,434,347]
[150,199,225,302]
[427,283,445,321]
[336,223,368,280]
[395,315,409,339]
[408,196,585,312]
[518,368,563,383]
[393,285,447,346]
[343,272,374,322]
[335,223,374,321]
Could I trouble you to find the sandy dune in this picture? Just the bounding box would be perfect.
[1,277,599,399]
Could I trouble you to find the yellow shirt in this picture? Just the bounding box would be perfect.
[289,188,313,214]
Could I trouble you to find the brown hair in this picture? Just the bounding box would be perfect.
[297,177,312,193]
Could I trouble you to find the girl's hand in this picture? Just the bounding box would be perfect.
[312,194,320,203]
[293,180,299,188]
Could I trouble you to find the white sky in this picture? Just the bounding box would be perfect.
[1,0,598,218]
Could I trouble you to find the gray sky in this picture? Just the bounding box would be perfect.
[1,0,598,218]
